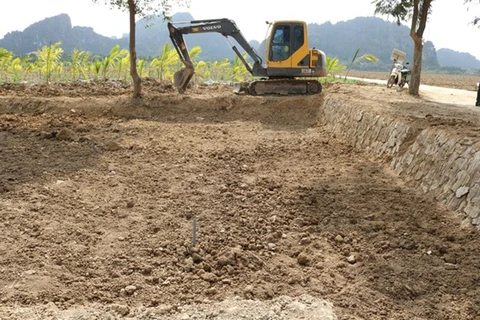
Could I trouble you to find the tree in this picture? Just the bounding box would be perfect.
[464,0,480,25]
[92,0,189,98]
[373,0,433,96]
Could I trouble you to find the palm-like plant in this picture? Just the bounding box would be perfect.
[117,54,131,81]
[344,48,379,80]
[90,60,102,81]
[101,45,128,80]
[209,58,231,82]
[71,49,90,82]
[325,56,346,82]
[0,48,14,82]
[193,60,209,83]
[37,42,64,83]
[149,43,179,81]
[137,58,146,78]
[231,53,250,82]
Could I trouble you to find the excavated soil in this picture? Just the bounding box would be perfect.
[0,80,479,320]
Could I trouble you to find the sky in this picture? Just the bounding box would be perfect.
[0,0,479,60]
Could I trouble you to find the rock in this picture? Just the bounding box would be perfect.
[297,252,310,266]
[334,235,344,242]
[300,237,311,245]
[206,287,218,295]
[110,304,130,316]
[346,255,357,264]
[456,186,469,198]
[55,128,77,141]
[191,252,203,263]
[244,285,254,295]
[443,254,457,264]
[200,272,217,283]
[124,285,137,295]
[104,140,122,151]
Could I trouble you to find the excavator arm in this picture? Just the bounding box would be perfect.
[168,18,266,94]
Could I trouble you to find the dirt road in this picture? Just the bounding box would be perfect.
[349,76,478,108]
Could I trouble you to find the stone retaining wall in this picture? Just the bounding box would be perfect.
[321,96,480,228]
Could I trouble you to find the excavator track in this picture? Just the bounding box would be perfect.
[235,79,322,96]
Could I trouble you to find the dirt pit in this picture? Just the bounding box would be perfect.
[0,81,479,320]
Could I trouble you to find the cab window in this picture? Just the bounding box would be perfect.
[293,25,304,51]
[270,25,291,61]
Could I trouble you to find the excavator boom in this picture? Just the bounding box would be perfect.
[168,19,264,94]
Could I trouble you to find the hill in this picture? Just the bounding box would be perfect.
[0,14,127,56]
[0,14,479,70]
[437,48,480,70]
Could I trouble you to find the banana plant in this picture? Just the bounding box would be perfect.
[231,52,250,82]
[0,48,14,82]
[37,41,64,83]
[149,43,179,81]
[137,58,147,78]
[344,48,379,80]
[70,49,90,82]
[209,58,231,82]
[193,60,209,83]
[90,60,102,81]
[117,53,130,81]
[101,45,128,80]
[325,56,346,82]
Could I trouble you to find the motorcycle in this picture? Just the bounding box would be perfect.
[387,61,411,88]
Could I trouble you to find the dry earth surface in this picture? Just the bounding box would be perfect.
[0,76,479,320]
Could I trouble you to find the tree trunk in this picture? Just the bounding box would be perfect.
[407,0,432,96]
[128,0,142,98]
[409,34,423,96]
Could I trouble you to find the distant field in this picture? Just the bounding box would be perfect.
[343,71,480,91]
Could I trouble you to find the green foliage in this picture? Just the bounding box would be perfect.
[93,0,190,18]
[0,48,14,82]
[464,0,479,25]
[90,60,102,81]
[118,54,131,81]
[71,49,90,82]
[101,45,128,80]
[209,59,232,82]
[231,53,250,82]
[149,43,179,80]
[344,48,379,80]
[325,56,346,82]
[193,60,209,83]
[37,41,64,83]
[373,0,413,25]
[137,58,146,78]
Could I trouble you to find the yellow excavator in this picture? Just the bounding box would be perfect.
[167,18,327,95]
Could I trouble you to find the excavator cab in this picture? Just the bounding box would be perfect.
[266,21,327,78]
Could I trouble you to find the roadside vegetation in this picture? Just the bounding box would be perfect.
[1,42,477,91]
[0,42,363,87]
[0,42,251,85]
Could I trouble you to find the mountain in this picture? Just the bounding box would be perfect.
[307,17,440,70]
[436,48,480,70]
[0,14,127,55]
[1,14,479,70]
[134,12,242,60]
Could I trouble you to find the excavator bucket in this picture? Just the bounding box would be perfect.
[173,66,195,94]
